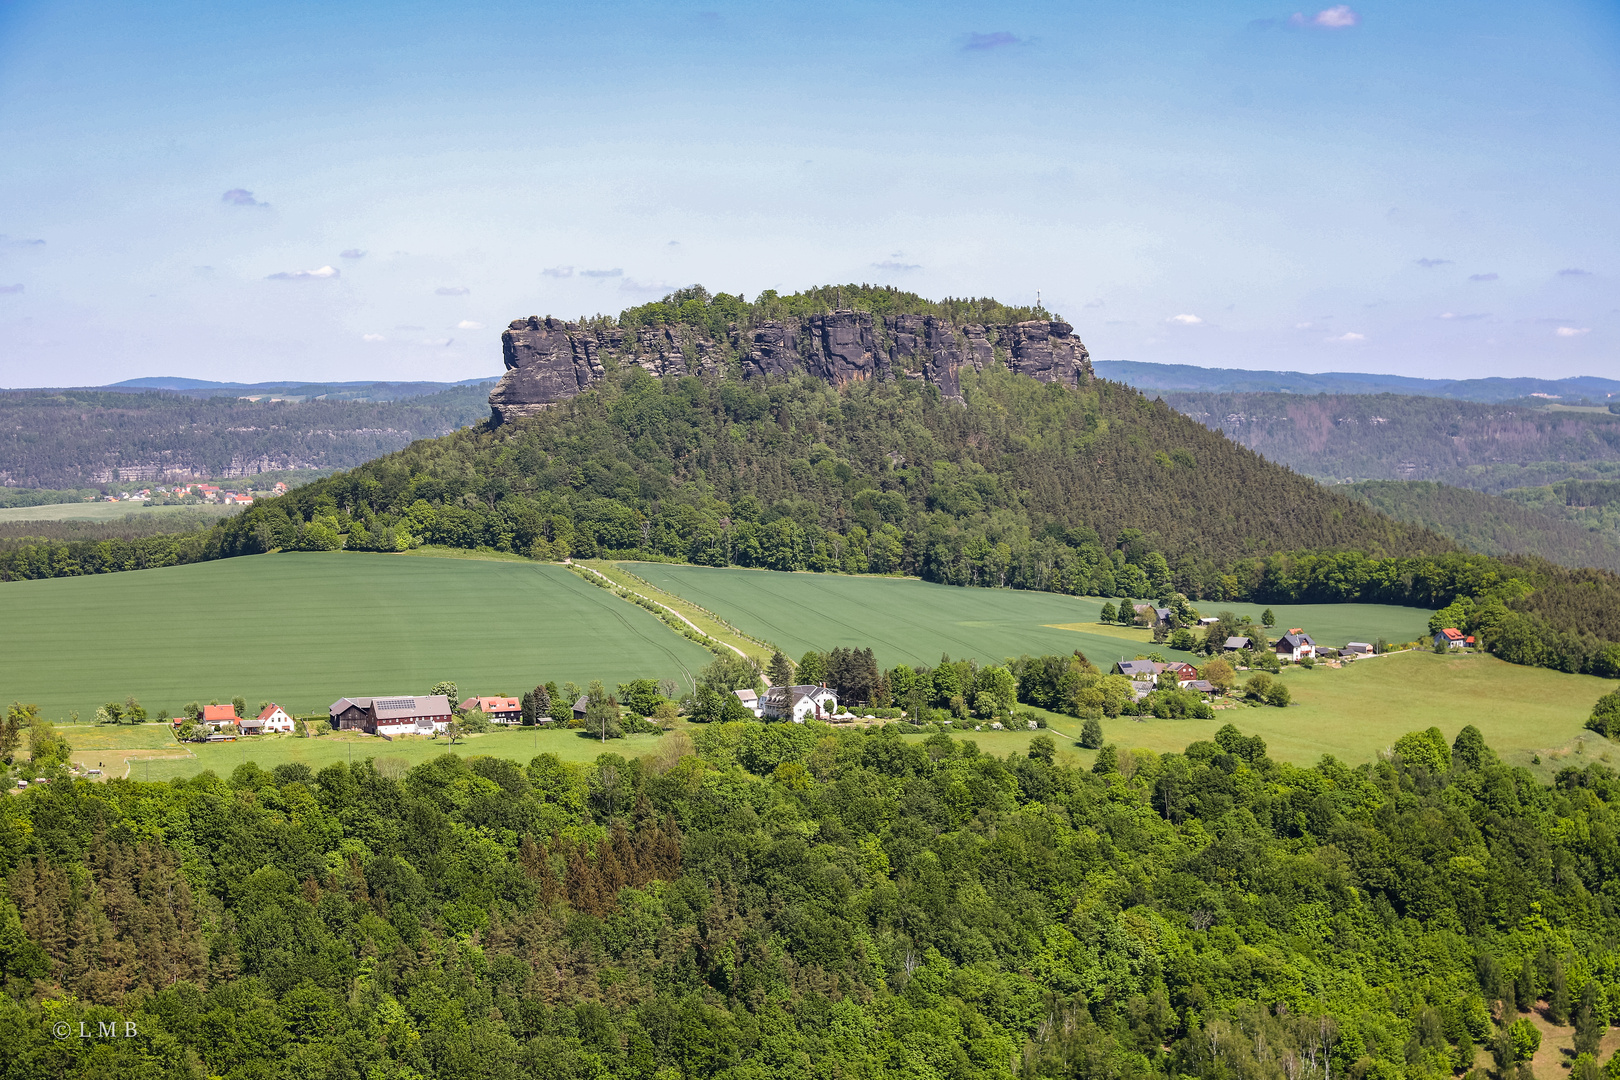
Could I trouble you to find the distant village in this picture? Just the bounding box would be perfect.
[98,480,287,505]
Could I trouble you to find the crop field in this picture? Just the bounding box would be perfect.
[0,501,240,523]
[0,551,713,722]
[618,563,1434,667]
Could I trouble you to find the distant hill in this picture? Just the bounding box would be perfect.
[1163,390,1620,492]
[102,376,496,403]
[1340,480,1620,572]
[1098,359,1620,403]
[0,384,493,488]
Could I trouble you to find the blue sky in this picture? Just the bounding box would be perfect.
[0,0,1616,385]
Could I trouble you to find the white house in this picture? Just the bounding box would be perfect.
[733,689,763,718]
[761,684,837,722]
[242,703,296,734]
[1275,630,1316,661]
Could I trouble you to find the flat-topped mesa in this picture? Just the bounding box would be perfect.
[489,310,1092,423]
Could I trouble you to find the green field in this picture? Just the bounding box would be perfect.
[0,551,713,721]
[1012,649,1615,777]
[617,563,1433,667]
[0,501,241,523]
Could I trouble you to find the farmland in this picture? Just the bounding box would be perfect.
[0,551,713,722]
[0,501,240,524]
[617,562,1434,666]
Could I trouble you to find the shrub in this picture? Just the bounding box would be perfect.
[1079,717,1104,748]
[1586,689,1620,739]
[1263,682,1292,708]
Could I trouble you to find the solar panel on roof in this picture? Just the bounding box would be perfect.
[376,698,417,710]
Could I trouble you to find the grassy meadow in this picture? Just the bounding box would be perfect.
[0,501,240,524]
[618,562,1434,667]
[0,551,713,722]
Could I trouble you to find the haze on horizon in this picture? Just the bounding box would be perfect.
[0,0,1616,387]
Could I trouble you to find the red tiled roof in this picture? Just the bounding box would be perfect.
[1440,628,1464,641]
[256,704,286,720]
[202,704,238,722]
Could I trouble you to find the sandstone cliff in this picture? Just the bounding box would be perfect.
[489,310,1092,423]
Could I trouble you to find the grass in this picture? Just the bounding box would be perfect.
[982,650,1615,779]
[134,724,674,783]
[0,502,240,523]
[617,563,1434,669]
[583,561,775,663]
[0,551,714,723]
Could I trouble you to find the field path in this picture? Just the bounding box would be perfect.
[572,563,750,660]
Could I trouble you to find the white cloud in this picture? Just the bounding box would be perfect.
[1469,272,1499,282]
[456,320,484,330]
[1313,5,1359,28]
[1332,332,1365,341]
[1555,326,1591,337]
[580,268,624,278]
[362,334,386,343]
[1168,313,1202,325]
[873,260,921,272]
[340,249,366,259]
[435,286,470,295]
[541,266,574,278]
[222,188,266,207]
[266,265,338,280]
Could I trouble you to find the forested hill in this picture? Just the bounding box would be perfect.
[227,363,1448,593]
[1342,481,1620,573]
[1163,391,1620,492]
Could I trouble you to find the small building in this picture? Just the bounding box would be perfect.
[1114,660,1165,678]
[733,689,763,718]
[1224,636,1252,652]
[1166,662,1198,681]
[1434,627,1466,650]
[460,696,523,724]
[1343,641,1373,656]
[1129,679,1156,701]
[572,695,590,721]
[761,684,837,722]
[1275,630,1317,661]
[328,695,452,737]
[1180,679,1217,695]
[1154,607,1175,627]
[201,704,239,725]
[1198,616,1220,626]
[241,703,295,734]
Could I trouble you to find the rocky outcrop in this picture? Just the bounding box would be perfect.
[490,310,1091,423]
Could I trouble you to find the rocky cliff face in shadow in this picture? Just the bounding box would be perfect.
[490,310,1091,423]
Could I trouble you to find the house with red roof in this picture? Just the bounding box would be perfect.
[241,703,295,734]
[1433,627,1467,650]
[459,696,523,724]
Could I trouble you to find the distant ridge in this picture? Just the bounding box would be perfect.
[102,376,498,400]
[1095,360,1620,404]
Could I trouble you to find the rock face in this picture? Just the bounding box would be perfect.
[490,310,1091,423]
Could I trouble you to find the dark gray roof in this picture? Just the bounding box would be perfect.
[1224,636,1251,649]
[1278,632,1315,649]
[330,697,372,714]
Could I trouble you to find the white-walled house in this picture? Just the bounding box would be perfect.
[733,689,763,718]
[761,684,837,722]
[1275,630,1317,661]
[242,704,296,734]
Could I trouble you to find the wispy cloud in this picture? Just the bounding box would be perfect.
[581,268,624,278]
[362,334,386,343]
[1469,272,1498,282]
[0,235,44,247]
[435,286,470,295]
[1168,313,1203,325]
[965,31,1019,50]
[542,266,574,278]
[1558,268,1593,276]
[222,188,266,207]
[873,260,921,272]
[456,320,484,330]
[1332,331,1365,341]
[266,266,338,280]
[1290,6,1359,28]
[1437,312,1489,320]
[1414,258,1451,268]
[340,249,366,259]
[1555,326,1591,337]
[0,283,23,294]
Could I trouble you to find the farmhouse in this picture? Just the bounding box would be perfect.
[1343,642,1373,656]
[1224,636,1253,652]
[1276,630,1316,661]
[1114,660,1164,678]
[733,689,763,717]
[1166,662,1198,681]
[460,696,523,724]
[761,684,837,722]
[1434,628,1467,650]
[1180,679,1217,695]
[201,704,239,725]
[328,695,452,737]
[241,703,295,734]
[572,695,590,721]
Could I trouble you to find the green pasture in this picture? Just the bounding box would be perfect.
[0,551,713,722]
[133,725,673,783]
[618,563,1434,668]
[0,501,240,523]
[1002,649,1615,777]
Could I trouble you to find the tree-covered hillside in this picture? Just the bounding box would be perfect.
[1342,480,1620,573]
[7,720,1620,1079]
[235,365,1449,594]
